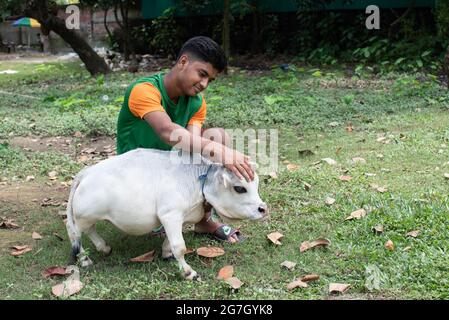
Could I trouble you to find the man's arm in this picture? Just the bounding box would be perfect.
[143,112,254,181]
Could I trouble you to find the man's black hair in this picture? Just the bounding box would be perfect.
[177,36,227,73]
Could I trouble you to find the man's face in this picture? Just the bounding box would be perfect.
[178,55,219,96]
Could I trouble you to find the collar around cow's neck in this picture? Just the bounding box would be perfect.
[198,164,213,201]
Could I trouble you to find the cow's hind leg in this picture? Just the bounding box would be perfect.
[160,213,199,281]
[162,237,174,260]
[66,221,93,267]
[84,225,112,256]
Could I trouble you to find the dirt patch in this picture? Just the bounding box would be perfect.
[6,135,116,158]
[0,181,68,211]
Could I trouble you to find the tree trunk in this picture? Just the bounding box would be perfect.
[444,44,449,88]
[25,0,110,76]
[222,0,230,74]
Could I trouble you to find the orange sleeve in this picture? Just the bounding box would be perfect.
[188,96,207,128]
[128,82,165,119]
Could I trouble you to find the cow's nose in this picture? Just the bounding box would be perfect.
[258,203,268,216]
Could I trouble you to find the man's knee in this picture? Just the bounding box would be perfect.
[201,127,230,146]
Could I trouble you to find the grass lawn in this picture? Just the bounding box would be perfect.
[0,58,448,299]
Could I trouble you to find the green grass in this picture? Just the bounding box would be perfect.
[1,60,449,299]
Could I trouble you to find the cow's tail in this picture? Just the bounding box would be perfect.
[66,173,83,265]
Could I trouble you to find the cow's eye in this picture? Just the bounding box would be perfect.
[233,186,247,194]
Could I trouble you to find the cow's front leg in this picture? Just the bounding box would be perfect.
[159,213,200,281]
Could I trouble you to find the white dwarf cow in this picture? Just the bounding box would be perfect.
[65,148,268,280]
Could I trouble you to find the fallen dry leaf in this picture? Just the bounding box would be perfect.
[73,131,83,138]
[269,172,278,179]
[406,230,420,238]
[351,157,366,164]
[10,245,32,256]
[385,240,394,251]
[322,158,337,166]
[0,219,20,229]
[339,175,352,181]
[287,163,300,172]
[48,171,58,180]
[300,238,331,252]
[185,248,195,254]
[371,184,388,193]
[42,266,67,278]
[267,232,284,245]
[280,261,296,270]
[41,198,61,207]
[300,274,320,282]
[225,277,243,289]
[32,231,43,240]
[325,197,336,205]
[329,283,350,294]
[52,279,83,298]
[372,225,384,234]
[335,147,342,155]
[25,175,35,182]
[287,279,308,290]
[346,125,354,132]
[197,247,225,258]
[303,182,312,191]
[130,250,155,262]
[403,246,412,251]
[345,209,367,221]
[217,265,234,280]
[53,233,64,241]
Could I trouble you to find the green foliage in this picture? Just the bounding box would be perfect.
[149,7,184,56]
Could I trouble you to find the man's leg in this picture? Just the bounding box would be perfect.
[194,128,241,243]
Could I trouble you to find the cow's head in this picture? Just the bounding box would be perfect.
[205,167,268,221]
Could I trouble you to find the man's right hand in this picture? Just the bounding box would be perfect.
[220,145,254,182]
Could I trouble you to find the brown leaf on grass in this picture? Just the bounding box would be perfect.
[267,232,284,245]
[0,219,20,229]
[300,274,320,282]
[185,248,195,254]
[268,172,278,179]
[339,175,352,181]
[48,171,58,180]
[345,209,367,221]
[385,240,394,251]
[403,246,412,251]
[52,279,83,298]
[329,283,350,294]
[41,198,61,207]
[32,231,43,240]
[217,265,234,280]
[406,230,420,238]
[25,175,35,182]
[280,261,296,270]
[300,238,331,252]
[130,250,155,262]
[304,182,312,191]
[225,277,243,289]
[73,131,83,138]
[346,125,353,132]
[351,157,366,164]
[325,197,336,205]
[53,233,64,241]
[372,225,384,234]
[42,266,67,278]
[197,247,225,258]
[335,147,342,155]
[322,158,337,166]
[287,163,300,172]
[10,245,32,256]
[370,184,388,193]
[287,279,308,290]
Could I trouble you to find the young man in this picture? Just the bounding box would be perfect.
[116,36,254,243]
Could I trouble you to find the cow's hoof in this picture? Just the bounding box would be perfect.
[185,270,201,281]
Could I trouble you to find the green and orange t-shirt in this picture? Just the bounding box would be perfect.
[116,72,206,154]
